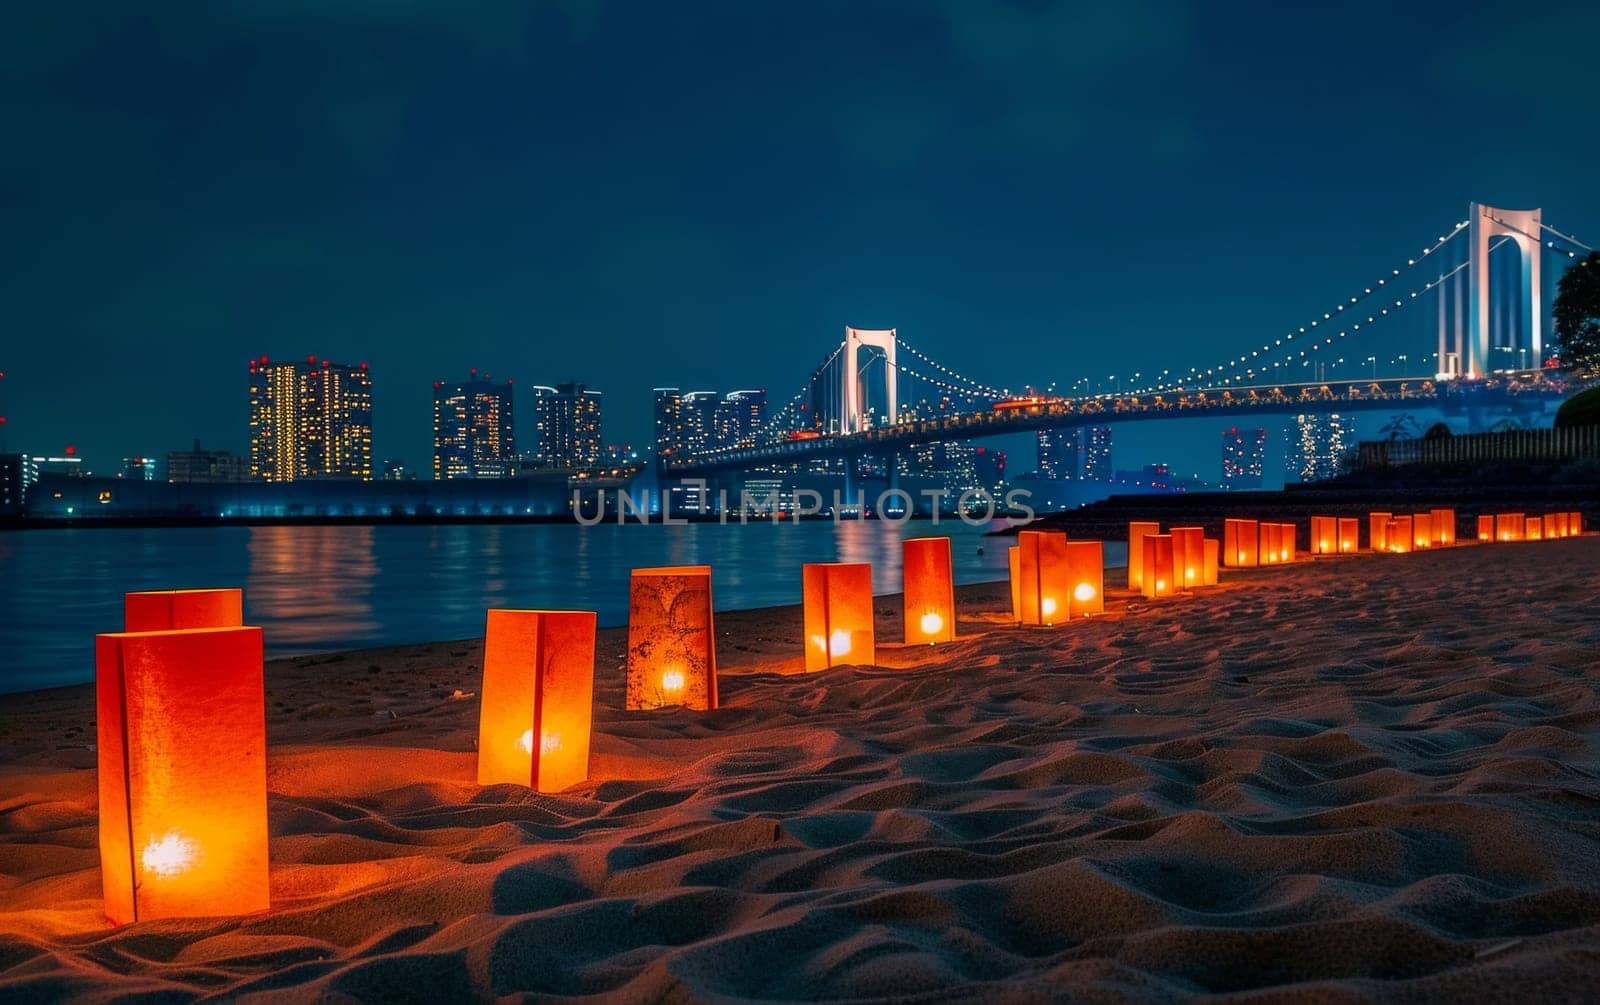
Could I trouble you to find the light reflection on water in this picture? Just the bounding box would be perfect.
[0,520,1124,694]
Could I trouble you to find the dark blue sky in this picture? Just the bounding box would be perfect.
[2,1,1597,477]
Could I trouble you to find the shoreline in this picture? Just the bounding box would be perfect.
[2,539,1598,999]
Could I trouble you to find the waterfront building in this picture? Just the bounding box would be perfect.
[1221,426,1267,489]
[248,356,373,481]
[1287,413,1353,482]
[530,382,602,467]
[433,372,516,479]
[1036,425,1111,480]
[122,457,158,481]
[168,441,246,483]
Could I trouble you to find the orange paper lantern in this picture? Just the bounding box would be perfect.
[124,589,243,632]
[1311,516,1338,556]
[1430,508,1456,546]
[1411,513,1433,550]
[1142,534,1176,598]
[1127,522,1160,591]
[1337,518,1359,554]
[627,565,717,710]
[1016,530,1070,625]
[1260,523,1287,565]
[1066,540,1104,616]
[1496,513,1523,542]
[1387,516,1413,553]
[477,610,595,793]
[1224,519,1259,567]
[1202,538,1219,586]
[1526,516,1543,540]
[1370,512,1392,552]
[97,626,268,925]
[1550,513,1568,538]
[1171,527,1204,590]
[1008,545,1021,623]
[1477,515,1493,542]
[1572,512,1584,535]
[902,537,955,645]
[803,562,876,671]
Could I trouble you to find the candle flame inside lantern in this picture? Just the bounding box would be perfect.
[1155,579,1166,591]
[1074,582,1096,603]
[919,612,943,636]
[141,831,198,878]
[829,629,852,658]
[1040,596,1057,618]
[517,729,533,754]
[661,669,685,694]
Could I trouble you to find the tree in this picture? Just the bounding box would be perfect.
[1552,251,1600,373]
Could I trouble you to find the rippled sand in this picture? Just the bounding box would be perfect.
[2,537,1598,1001]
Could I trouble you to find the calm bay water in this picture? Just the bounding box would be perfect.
[0,520,1127,694]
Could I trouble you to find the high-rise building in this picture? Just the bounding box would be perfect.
[1036,425,1111,479]
[248,356,373,481]
[680,391,720,455]
[433,372,516,479]
[1287,413,1352,482]
[0,454,36,515]
[716,390,767,449]
[530,382,602,467]
[1221,426,1267,489]
[652,388,683,461]
[122,457,158,480]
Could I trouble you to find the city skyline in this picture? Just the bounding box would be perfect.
[3,4,1597,475]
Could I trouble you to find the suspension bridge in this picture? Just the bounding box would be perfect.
[663,202,1591,477]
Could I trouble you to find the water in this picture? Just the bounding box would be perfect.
[0,520,1126,694]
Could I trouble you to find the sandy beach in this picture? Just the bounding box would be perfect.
[2,538,1599,1001]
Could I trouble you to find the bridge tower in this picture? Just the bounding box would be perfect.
[1465,202,1541,379]
[841,327,898,434]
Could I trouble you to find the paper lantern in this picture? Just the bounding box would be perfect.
[1066,540,1104,616]
[1387,516,1413,553]
[1370,512,1392,553]
[1412,513,1433,550]
[1526,516,1543,541]
[1430,508,1456,546]
[626,565,717,710]
[1202,538,1219,586]
[124,589,242,632]
[1259,523,1285,565]
[1171,527,1204,590]
[1127,522,1160,591]
[97,626,268,925]
[1280,524,1297,563]
[1551,513,1568,538]
[1142,534,1176,599]
[477,610,595,793]
[1224,519,1259,567]
[1008,546,1021,623]
[902,537,955,645]
[1311,516,1338,556]
[1477,515,1493,542]
[1572,512,1584,535]
[804,562,876,671]
[1017,530,1070,625]
[1496,513,1523,542]
[1337,518,1359,553]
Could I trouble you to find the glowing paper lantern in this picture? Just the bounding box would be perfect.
[1128,522,1160,591]
[1202,538,1219,586]
[803,562,876,671]
[1526,516,1543,541]
[1142,534,1176,599]
[1430,508,1456,546]
[477,610,595,793]
[1017,530,1069,625]
[1171,527,1204,589]
[1412,513,1433,550]
[1370,512,1392,552]
[1016,530,1070,625]
[97,626,268,925]
[1477,515,1493,542]
[1572,512,1584,535]
[902,537,955,645]
[1008,546,1021,623]
[1550,513,1568,538]
[1280,524,1297,563]
[1224,519,1259,567]
[1338,518,1359,554]
[626,565,717,710]
[1496,513,1523,542]
[1311,516,1338,556]
[124,589,242,632]
[1387,516,1413,553]
[1066,540,1104,616]
[1259,523,1284,565]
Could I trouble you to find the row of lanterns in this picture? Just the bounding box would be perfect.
[92,509,1585,925]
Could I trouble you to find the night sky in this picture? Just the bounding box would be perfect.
[3,1,1597,478]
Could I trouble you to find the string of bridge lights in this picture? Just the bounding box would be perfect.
[1124,221,1473,397]
[766,342,847,432]
[883,357,1011,403]
[896,338,1013,399]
